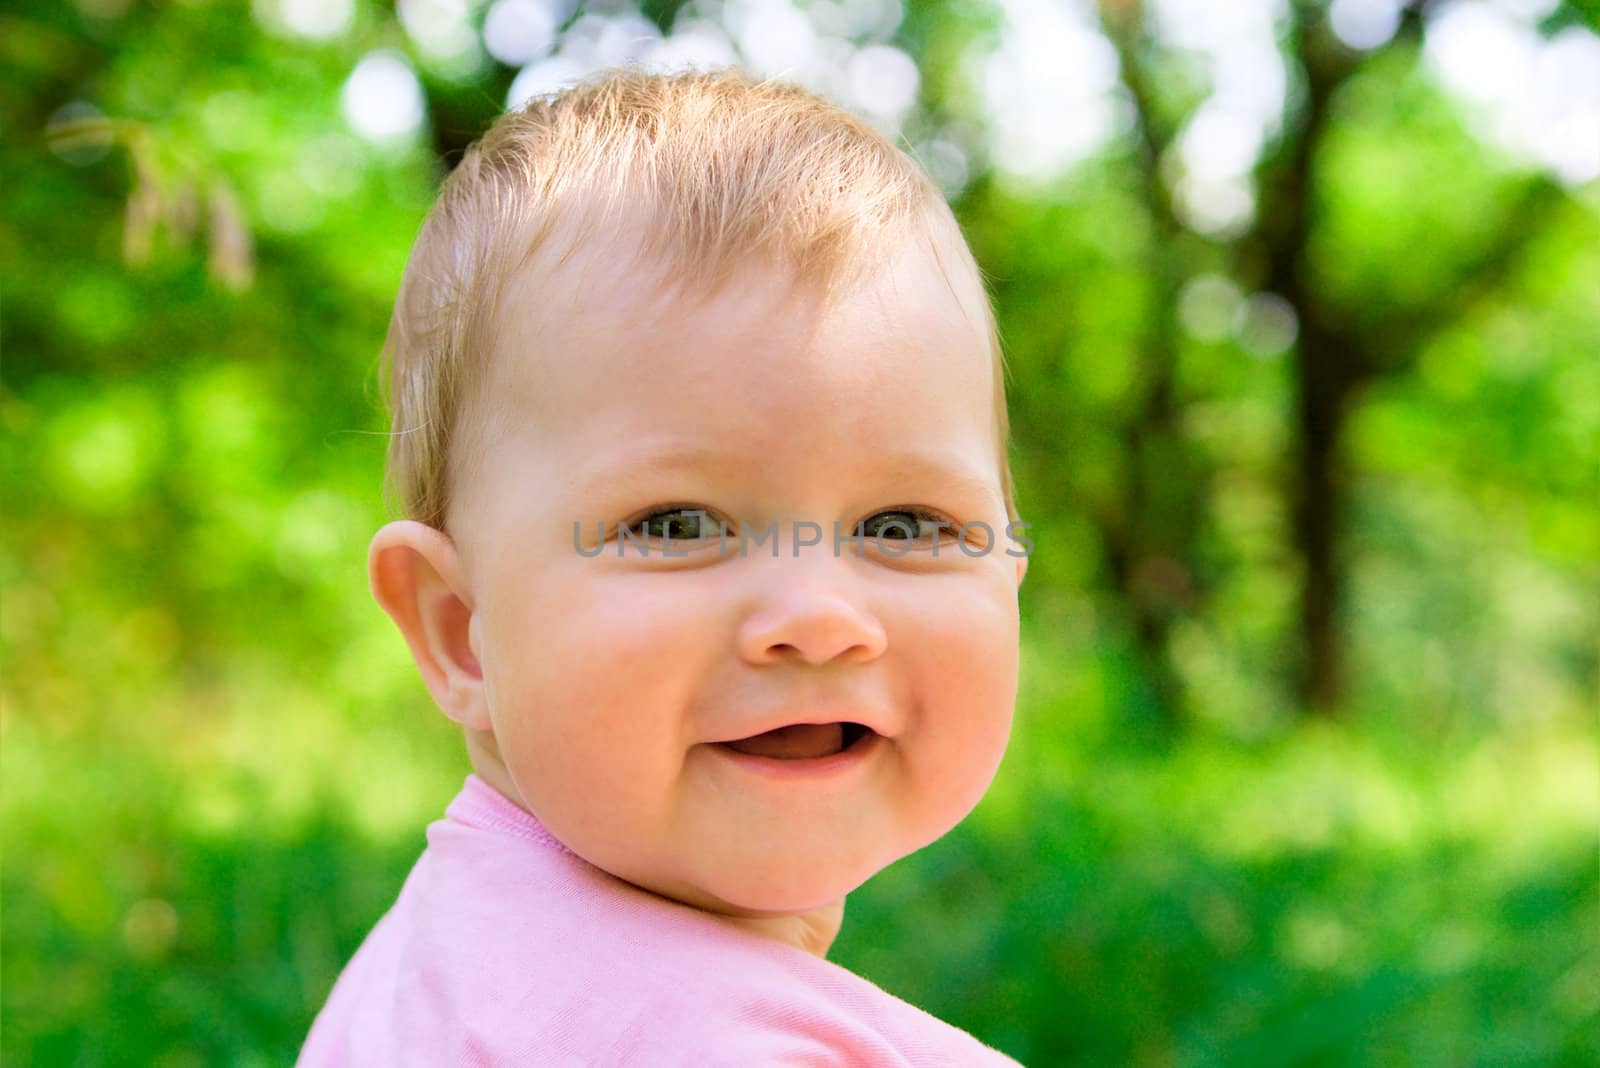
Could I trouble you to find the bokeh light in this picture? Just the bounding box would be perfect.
[341,50,427,144]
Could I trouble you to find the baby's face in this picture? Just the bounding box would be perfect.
[450,226,1026,919]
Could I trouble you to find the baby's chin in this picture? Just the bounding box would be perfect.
[700,867,870,917]
[627,848,889,919]
[652,811,971,916]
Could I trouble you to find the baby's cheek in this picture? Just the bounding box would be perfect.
[483,579,703,760]
[911,575,1019,692]
[901,587,1018,801]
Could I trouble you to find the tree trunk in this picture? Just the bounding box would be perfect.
[1101,1,1207,733]
[1290,315,1352,714]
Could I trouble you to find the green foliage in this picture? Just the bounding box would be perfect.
[3,1,1595,1065]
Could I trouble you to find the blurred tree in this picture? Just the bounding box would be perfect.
[1251,0,1566,716]
[1038,0,1594,721]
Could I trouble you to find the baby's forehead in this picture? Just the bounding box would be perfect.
[512,255,985,428]
[490,255,977,429]
[455,202,996,465]
[495,203,986,351]
[446,233,1003,537]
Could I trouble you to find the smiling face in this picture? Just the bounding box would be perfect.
[444,220,1026,922]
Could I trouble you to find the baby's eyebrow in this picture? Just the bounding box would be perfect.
[869,453,1000,505]
[571,442,744,499]
[576,440,998,505]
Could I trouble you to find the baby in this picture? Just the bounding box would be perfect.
[297,66,1031,1066]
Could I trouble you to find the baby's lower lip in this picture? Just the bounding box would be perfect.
[707,730,883,781]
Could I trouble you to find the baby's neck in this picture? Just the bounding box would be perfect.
[707,899,845,958]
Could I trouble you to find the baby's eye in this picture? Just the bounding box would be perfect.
[620,507,722,541]
[857,509,949,543]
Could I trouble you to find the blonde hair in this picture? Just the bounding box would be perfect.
[377,65,1018,535]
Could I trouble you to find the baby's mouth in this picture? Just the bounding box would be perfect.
[718,722,873,760]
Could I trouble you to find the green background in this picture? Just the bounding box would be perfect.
[3,1,1596,1064]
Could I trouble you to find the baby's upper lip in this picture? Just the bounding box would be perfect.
[709,708,896,745]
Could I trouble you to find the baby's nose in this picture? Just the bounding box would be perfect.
[734,552,887,667]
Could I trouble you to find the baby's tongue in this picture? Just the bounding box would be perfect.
[723,723,844,760]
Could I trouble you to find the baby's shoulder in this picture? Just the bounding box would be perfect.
[392,827,1014,1064]
[563,932,1009,1066]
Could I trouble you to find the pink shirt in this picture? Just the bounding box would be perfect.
[296,775,1023,1067]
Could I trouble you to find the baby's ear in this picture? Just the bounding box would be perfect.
[368,521,490,731]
